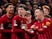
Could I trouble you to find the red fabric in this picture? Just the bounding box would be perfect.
[1,14,13,23]
[12,15,27,39]
[11,33,18,39]
[34,18,52,39]
[25,21,36,39]
[12,15,27,30]
[0,14,13,29]
[0,14,13,39]
[0,33,2,39]
[12,15,22,30]
[27,21,34,29]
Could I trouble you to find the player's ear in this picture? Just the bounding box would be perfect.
[6,8,8,12]
[31,15,32,19]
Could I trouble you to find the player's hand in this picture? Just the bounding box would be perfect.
[42,26,47,28]
[26,29,34,33]
[21,24,26,29]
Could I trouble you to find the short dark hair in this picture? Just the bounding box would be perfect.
[35,6,44,13]
[4,3,14,9]
[17,5,28,11]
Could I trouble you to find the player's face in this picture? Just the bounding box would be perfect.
[26,13,32,20]
[6,5,14,14]
[34,9,43,20]
[43,8,49,16]
[18,8,26,16]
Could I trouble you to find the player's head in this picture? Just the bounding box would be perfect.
[34,7,44,20]
[25,10,32,20]
[4,3,14,14]
[42,5,50,16]
[17,6,26,16]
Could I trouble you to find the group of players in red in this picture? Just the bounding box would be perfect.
[0,3,52,39]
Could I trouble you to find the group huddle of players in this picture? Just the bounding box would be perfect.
[0,3,52,39]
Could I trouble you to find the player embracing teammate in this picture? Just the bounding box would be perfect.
[0,3,52,39]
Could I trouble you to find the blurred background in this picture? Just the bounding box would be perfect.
[0,0,52,18]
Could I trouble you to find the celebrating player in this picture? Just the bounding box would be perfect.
[31,8,52,39]
[0,3,14,39]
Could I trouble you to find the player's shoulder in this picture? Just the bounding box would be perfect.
[44,18,52,23]
[45,18,51,21]
[13,15,21,20]
[1,14,7,19]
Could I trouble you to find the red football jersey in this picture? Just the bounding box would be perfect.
[0,14,13,29]
[34,18,52,39]
[12,15,27,39]
[27,20,35,29]
[12,15,27,30]
[25,20,37,39]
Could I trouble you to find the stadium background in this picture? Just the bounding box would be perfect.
[0,0,52,18]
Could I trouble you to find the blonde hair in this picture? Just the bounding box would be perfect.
[42,5,50,12]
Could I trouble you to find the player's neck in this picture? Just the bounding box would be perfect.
[6,13,13,19]
[38,16,44,22]
[40,16,44,22]
[27,19,32,24]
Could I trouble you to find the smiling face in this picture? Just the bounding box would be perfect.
[6,5,14,14]
[5,4,14,18]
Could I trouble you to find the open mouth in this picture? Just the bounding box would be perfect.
[9,12,14,14]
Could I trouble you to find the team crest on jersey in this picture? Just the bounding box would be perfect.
[46,22,51,26]
[42,23,47,28]
[14,20,18,26]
